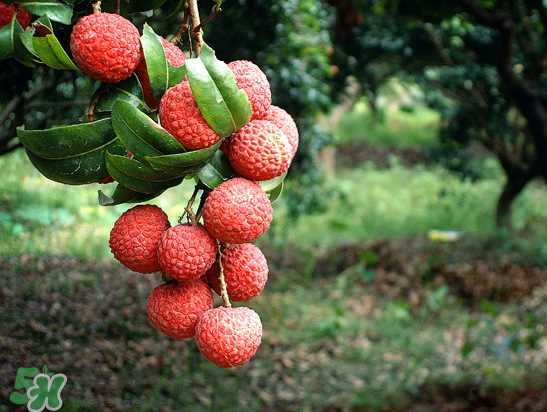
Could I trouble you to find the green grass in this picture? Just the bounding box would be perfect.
[333,100,440,148]
[2,150,547,262]
[274,161,547,253]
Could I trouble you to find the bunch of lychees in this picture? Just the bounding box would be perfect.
[78,8,300,368]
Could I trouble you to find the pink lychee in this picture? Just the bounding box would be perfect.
[70,12,142,83]
[228,60,271,119]
[147,279,213,339]
[259,105,299,160]
[109,205,170,273]
[202,178,272,244]
[157,224,217,281]
[227,119,291,181]
[207,244,268,302]
[195,306,262,368]
[159,80,221,150]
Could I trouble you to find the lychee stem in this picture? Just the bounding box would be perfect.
[187,0,204,56]
[180,185,200,225]
[217,242,232,308]
[92,1,101,14]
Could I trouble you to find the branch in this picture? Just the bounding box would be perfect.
[0,96,22,126]
[187,0,203,56]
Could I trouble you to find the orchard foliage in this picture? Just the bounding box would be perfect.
[329,0,547,226]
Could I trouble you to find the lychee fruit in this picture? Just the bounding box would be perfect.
[0,2,31,28]
[228,60,271,119]
[147,279,213,340]
[109,205,170,273]
[136,37,185,108]
[202,178,272,244]
[259,105,299,160]
[159,80,221,150]
[207,244,268,302]
[195,306,262,368]
[70,12,142,83]
[157,224,217,281]
[227,119,291,181]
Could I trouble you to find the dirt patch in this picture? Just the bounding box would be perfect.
[312,239,547,304]
[335,142,429,169]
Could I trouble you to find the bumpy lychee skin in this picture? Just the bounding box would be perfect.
[260,105,299,160]
[202,178,273,244]
[159,81,220,150]
[147,280,213,340]
[0,2,31,28]
[136,38,185,108]
[158,224,217,281]
[109,205,170,273]
[228,119,291,181]
[228,60,271,119]
[195,306,262,368]
[70,13,142,83]
[207,244,268,302]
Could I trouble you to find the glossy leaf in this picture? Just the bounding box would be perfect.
[25,141,125,185]
[261,174,285,203]
[198,151,234,189]
[94,76,148,115]
[0,17,35,65]
[141,24,185,101]
[19,0,73,25]
[145,141,221,175]
[31,17,78,70]
[106,152,182,194]
[111,100,184,162]
[200,44,251,130]
[98,184,164,206]
[106,152,181,182]
[186,58,234,137]
[18,118,115,159]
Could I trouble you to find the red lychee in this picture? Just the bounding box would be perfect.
[0,2,31,28]
[147,279,213,340]
[259,105,299,160]
[202,178,272,244]
[228,60,271,119]
[157,224,217,281]
[70,12,142,83]
[159,80,221,150]
[195,306,262,368]
[136,37,185,108]
[109,205,170,273]
[227,119,291,181]
[207,244,268,302]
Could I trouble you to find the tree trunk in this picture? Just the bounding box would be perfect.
[496,172,533,228]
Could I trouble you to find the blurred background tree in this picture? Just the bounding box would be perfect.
[329,0,547,226]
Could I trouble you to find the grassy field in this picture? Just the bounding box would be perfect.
[1,102,547,411]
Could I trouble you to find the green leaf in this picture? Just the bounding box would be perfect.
[0,17,35,65]
[145,141,221,175]
[18,1,73,25]
[106,152,182,182]
[197,151,234,189]
[111,100,184,162]
[98,184,164,206]
[26,141,125,185]
[106,152,182,194]
[31,17,78,70]
[18,118,115,159]
[185,58,234,137]
[94,76,148,114]
[261,174,285,202]
[200,44,251,130]
[141,24,185,101]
